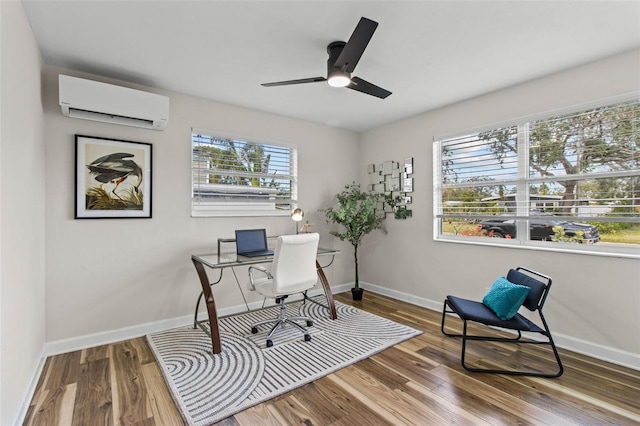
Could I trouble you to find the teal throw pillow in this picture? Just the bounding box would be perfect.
[482,277,530,320]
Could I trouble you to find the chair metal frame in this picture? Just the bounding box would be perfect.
[250,293,314,347]
[441,266,563,378]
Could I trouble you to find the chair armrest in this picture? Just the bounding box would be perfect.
[247,265,272,290]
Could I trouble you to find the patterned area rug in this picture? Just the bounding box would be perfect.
[147,297,421,425]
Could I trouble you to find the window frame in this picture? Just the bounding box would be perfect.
[191,128,298,217]
[433,93,640,258]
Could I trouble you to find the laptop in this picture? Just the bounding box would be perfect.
[235,229,274,257]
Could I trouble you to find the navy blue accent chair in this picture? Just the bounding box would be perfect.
[441,266,563,377]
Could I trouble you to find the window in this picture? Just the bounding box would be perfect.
[192,129,297,217]
[434,98,640,256]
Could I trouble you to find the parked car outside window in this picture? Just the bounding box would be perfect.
[478,214,600,243]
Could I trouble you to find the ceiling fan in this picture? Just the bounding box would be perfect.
[261,17,392,99]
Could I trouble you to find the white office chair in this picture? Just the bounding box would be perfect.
[247,233,320,347]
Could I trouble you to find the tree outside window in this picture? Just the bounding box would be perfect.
[435,98,640,254]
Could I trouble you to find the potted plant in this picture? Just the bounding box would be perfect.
[321,183,387,300]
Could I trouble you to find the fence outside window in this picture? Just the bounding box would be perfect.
[192,130,297,217]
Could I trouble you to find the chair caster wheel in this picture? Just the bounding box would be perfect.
[304,334,311,342]
[251,327,258,334]
[306,320,313,327]
[266,339,273,347]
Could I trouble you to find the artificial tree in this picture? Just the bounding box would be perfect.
[321,183,387,300]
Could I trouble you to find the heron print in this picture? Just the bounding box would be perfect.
[76,136,151,218]
[87,152,143,206]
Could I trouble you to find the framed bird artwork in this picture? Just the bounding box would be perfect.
[75,135,152,218]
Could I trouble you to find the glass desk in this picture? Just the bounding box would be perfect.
[191,247,340,353]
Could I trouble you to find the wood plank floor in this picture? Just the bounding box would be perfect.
[24,292,640,425]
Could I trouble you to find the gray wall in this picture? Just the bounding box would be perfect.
[42,65,360,345]
[0,2,46,425]
[359,49,640,366]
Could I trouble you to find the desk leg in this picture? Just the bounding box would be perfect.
[316,260,337,320]
[192,258,222,354]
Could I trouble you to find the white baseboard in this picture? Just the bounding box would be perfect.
[359,281,443,311]
[13,348,47,426]
[44,314,195,356]
[43,281,639,366]
[552,334,640,370]
[328,282,353,295]
[358,281,640,371]
[43,288,333,357]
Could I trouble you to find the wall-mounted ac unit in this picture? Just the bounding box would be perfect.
[59,75,169,130]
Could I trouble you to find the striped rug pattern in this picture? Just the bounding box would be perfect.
[147,298,421,425]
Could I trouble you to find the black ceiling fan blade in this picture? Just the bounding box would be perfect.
[333,17,378,73]
[347,76,392,99]
[261,77,326,87]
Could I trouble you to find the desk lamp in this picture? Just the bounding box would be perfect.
[291,208,304,234]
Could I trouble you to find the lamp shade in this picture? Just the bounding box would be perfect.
[291,208,304,221]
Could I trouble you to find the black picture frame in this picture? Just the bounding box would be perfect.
[75,135,152,219]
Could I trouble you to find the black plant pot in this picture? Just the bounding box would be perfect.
[351,287,364,301]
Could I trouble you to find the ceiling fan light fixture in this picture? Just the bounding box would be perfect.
[327,70,351,87]
[261,18,391,98]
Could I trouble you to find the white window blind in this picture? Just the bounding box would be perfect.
[192,130,297,217]
[439,126,519,220]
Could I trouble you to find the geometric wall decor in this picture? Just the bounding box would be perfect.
[367,157,413,219]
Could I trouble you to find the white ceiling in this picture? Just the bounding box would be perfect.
[22,1,640,132]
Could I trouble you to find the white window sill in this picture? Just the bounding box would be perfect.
[435,235,640,259]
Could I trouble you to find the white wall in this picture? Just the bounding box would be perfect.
[42,65,360,346]
[0,2,46,424]
[359,49,640,368]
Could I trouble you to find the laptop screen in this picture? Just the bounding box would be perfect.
[235,229,268,255]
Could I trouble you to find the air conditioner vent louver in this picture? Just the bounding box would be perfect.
[59,75,169,130]
[66,107,156,128]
